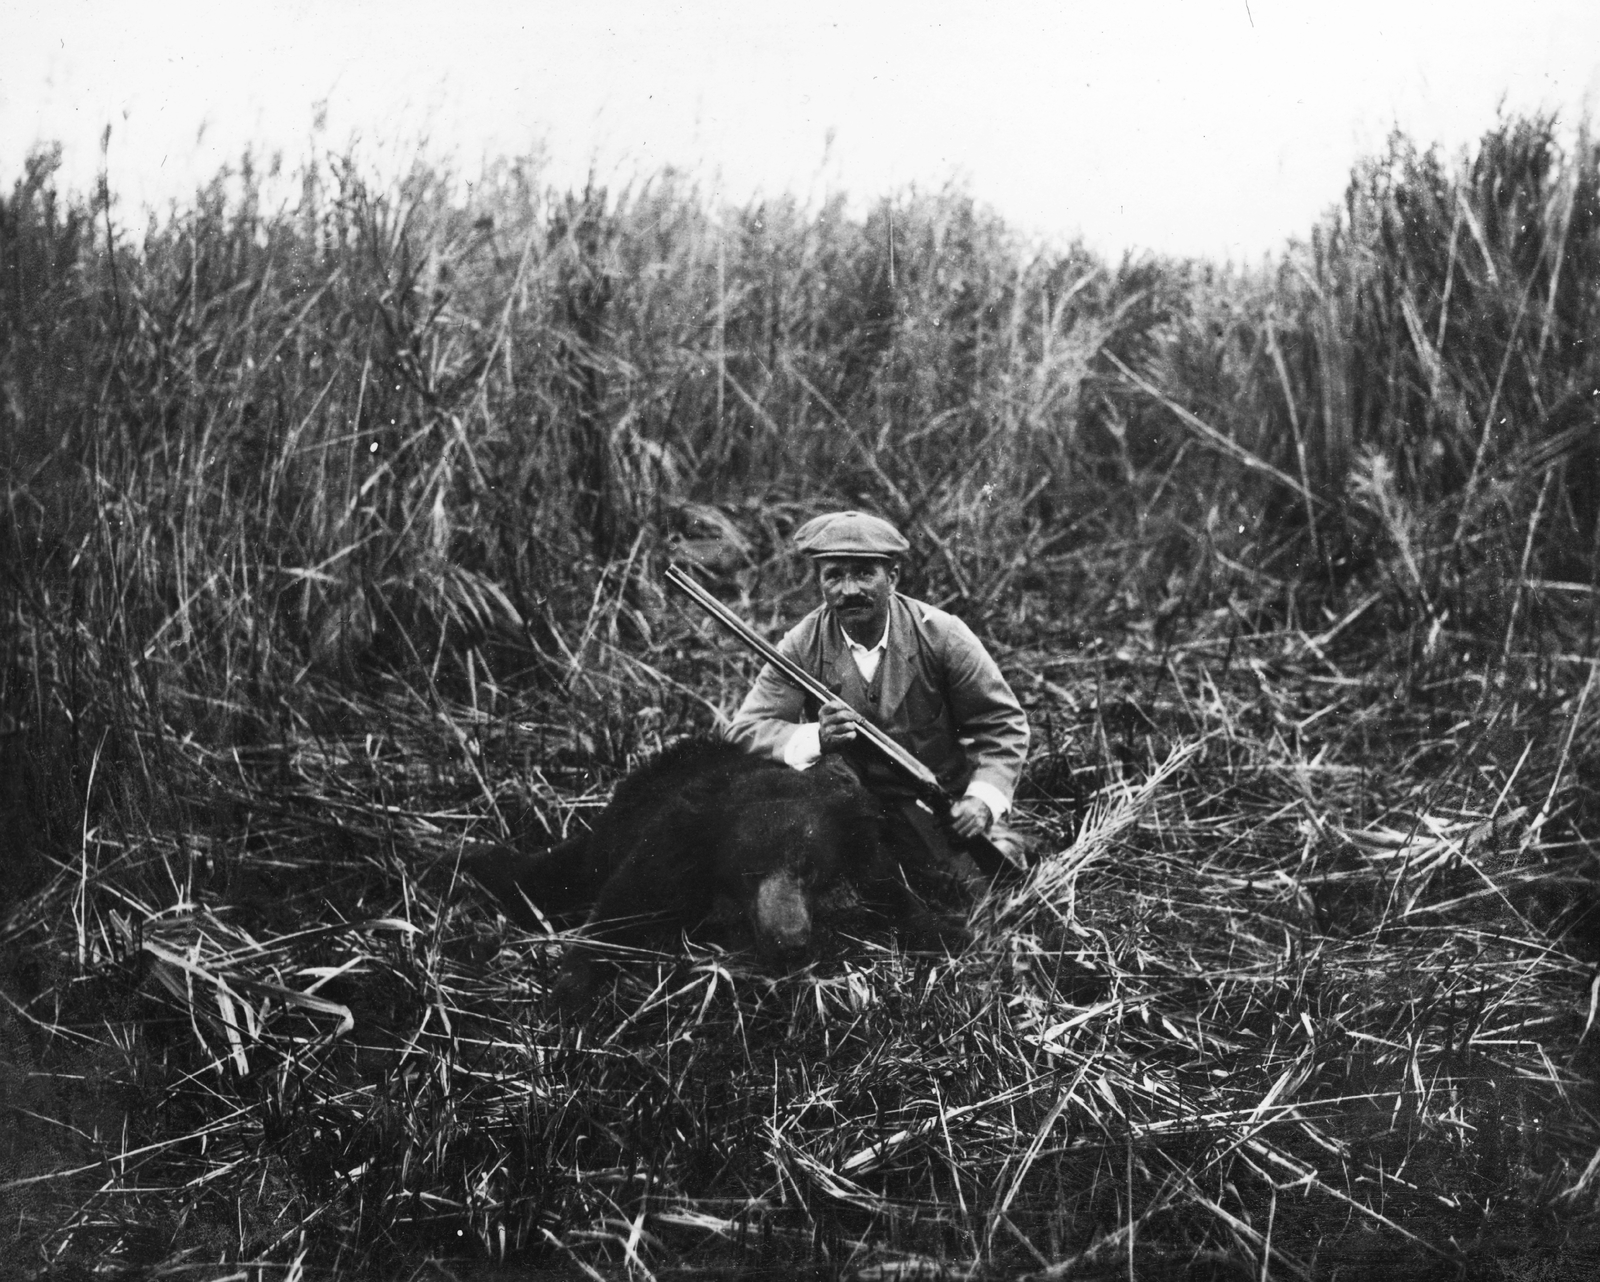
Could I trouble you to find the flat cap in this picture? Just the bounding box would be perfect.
[792,510,909,558]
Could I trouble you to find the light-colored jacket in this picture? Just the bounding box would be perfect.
[725,593,1029,807]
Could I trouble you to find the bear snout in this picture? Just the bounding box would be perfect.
[753,872,812,956]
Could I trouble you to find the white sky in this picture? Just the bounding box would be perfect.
[4,0,1600,261]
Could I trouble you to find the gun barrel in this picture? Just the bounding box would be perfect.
[665,564,829,700]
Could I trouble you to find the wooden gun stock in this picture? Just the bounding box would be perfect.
[665,563,1019,880]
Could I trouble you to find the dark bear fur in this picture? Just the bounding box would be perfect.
[463,739,947,1001]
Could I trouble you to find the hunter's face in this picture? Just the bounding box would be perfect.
[816,557,898,643]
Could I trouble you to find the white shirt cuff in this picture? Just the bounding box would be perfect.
[781,723,822,770]
[964,779,1010,822]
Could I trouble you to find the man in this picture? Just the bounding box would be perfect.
[725,510,1029,893]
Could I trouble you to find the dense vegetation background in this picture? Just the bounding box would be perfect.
[1,115,1597,1280]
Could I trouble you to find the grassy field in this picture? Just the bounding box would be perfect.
[2,118,1598,1280]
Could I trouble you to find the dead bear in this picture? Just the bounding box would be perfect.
[464,738,950,1001]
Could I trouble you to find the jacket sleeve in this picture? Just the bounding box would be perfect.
[940,614,1030,805]
[724,627,811,763]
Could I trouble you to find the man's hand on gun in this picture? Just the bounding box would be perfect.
[947,795,994,839]
[819,699,993,838]
[817,699,864,752]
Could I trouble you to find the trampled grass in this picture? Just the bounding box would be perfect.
[4,601,1595,1280]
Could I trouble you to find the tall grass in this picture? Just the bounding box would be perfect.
[2,117,1598,1278]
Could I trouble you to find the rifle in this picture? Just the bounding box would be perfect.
[664,563,1021,880]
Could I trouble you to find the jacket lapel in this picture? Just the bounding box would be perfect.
[819,613,869,713]
[874,596,917,728]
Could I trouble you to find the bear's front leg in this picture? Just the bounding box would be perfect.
[552,843,703,1005]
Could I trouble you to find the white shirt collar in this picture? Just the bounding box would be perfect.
[841,620,888,655]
